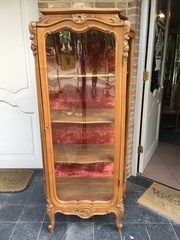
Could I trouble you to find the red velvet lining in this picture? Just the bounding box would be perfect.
[50,90,114,177]
[52,123,114,144]
[55,162,113,177]
[50,86,115,110]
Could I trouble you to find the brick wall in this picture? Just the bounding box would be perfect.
[37,0,142,177]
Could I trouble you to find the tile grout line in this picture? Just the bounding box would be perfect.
[7,181,35,240]
[169,220,180,240]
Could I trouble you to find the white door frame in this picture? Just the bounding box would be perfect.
[138,0,160,173]
[132,0,171,175]
[131,0,150,175]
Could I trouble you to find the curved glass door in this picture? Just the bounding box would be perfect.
[46,29,115,201]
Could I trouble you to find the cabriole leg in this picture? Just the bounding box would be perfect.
[46,199,55,233]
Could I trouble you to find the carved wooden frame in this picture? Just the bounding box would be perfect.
[29,8,134,233]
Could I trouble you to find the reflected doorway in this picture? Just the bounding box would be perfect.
[138,0,180,190]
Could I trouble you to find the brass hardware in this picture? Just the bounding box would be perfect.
[138,146,143,154]
[143,71,149,81]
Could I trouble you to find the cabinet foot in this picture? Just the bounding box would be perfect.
[116,218,123,232]
[48,223,55,233]
[46,199,55,233]
[114,202,124,232]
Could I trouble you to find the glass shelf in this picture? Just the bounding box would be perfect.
[51,109,114,124]
[53,144,114,163]
[56,177,113,202]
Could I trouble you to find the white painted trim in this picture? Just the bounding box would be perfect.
[131,0,150,175]
[138,0,157,173]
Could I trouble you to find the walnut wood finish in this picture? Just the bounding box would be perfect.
[29,8,134,233]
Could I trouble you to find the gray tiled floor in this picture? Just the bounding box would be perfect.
[0,170,179,240]
[141,141,180,190]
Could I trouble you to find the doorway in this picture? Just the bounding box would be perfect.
[139,0,180,190]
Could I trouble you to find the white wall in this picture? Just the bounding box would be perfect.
[0,0,42,168]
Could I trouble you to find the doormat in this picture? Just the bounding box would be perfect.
[137,182,180,222]
[0,170,34,192]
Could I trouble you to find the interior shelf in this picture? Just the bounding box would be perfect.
[53,144,114,163]
[48,72,115,79]
[51,109,114,124]
[56,177,113,201]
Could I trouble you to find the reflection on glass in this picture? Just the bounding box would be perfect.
[151,21,165,92]
[46,29,115,201]
[151,0,166,92]
[162,34,180,109]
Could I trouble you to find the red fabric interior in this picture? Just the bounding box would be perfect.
[50,86,115,110]
[52,123,114,144]
[50,88,114,177]
[55,162,114,177]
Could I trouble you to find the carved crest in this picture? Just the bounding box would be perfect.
[72,207,95,218]
[72,13,87,23]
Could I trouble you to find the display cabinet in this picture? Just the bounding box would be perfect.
[29,8,134,232]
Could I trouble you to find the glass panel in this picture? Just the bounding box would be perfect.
[164,34,180,107]
[46,29,115,201]
[151,0,166,92]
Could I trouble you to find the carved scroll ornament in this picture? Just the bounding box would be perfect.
[72,13,87,23]
[72,207,95,218]
[29,21,37,55]
[123,20,131,58]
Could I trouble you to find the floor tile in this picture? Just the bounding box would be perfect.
[122,205,143,223]
[53,212,69,223]
[140,141,180,190]
[38,222,67,240]
[0,223,16,240]
[0,194,9,204]
[64,222,94,240]
[32,178,44,191]
[142,162,174,179]
[121,224,149,240]
[10,223,41,240]
[171,222,180,239]
[148,152,163,164]
[93,213,116,223]
[27,190,46,205]
[126,181,135,192]
[34,170,44,177]
[128,176,152,189]
[167,164,180,178]
[94,222,121,240]
[157,178,180,190]
[0,205,24,222]
[68,215,93,222]
[0,170,179,240]
[124,192,138,206]
[138,205,169,224]
[26,176,38,191]
[19,204,46,223]
[146,223,179,240]
[5,191,31,204]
